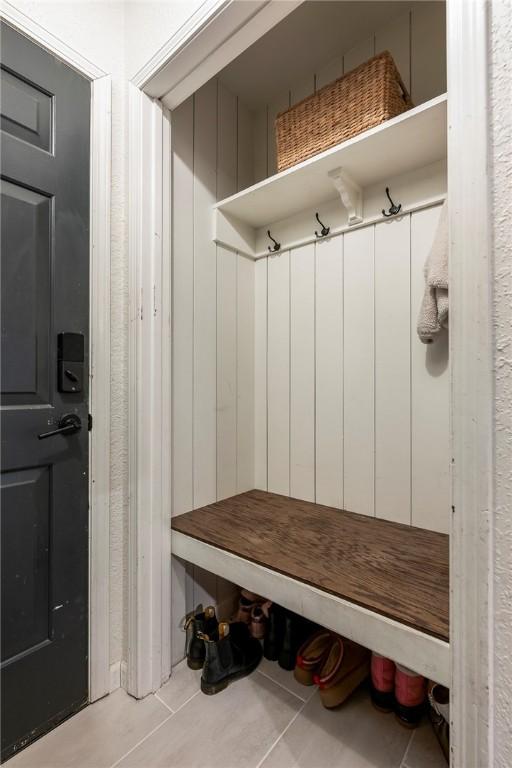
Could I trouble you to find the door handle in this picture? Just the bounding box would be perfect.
[38,413,82,440]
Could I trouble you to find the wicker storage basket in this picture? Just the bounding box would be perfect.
[275,51,413,172]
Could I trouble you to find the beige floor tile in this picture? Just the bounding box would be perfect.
[7,689,170,768]
[402,721,447,768]
[257,658,314,702]
[260,688,411,768]
[157,660,202,712]
[118,673,302,768]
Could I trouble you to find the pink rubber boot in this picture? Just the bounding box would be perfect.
[370,653,396,712]
[394,664,427,728]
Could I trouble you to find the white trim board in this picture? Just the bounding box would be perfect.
[140,0,304,109]
[127,85,172,698]
[171,530,450,687]
[448,1,494,766]
[0,7,112,705]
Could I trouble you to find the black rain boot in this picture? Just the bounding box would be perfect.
[185,606,218,670]
[264,604,283,661]
[201,621,262,695]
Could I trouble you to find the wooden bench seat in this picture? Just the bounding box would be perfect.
[171,489,450,685]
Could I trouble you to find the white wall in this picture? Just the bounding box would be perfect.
[125,0,206,80]
[171,80,255,665]
[490,1,512,765]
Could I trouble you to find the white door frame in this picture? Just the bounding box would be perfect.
[1,3,112,703]
[129,1,498,762]
[447,1,493,766]
[126,85,172,698]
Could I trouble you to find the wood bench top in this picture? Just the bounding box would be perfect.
[171,489,449,642]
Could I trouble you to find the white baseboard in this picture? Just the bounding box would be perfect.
[109,660,128,692]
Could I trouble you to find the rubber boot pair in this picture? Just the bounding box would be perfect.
[370,653,427,728]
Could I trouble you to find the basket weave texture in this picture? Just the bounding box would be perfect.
[275,51,413,172]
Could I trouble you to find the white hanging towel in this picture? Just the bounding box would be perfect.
[417,201,449,344]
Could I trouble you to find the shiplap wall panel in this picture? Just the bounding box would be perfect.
[290,75,315,104]
[343,35,375,74]
[375,11,411,92]
[315,236,343,508]
[217,82,237,201]
[193,81,219,606]
[343,227,375,517]
[193,81,218,514]
[172,97,194,517]
[217,247,237,500]
[374,217,411,524]
[315,55,344,90]
[267,92,290,176]
[253,107,268,183]
[267,251,290,495]
[410,2,446,105]
[411,206,450,533]
[254,257,268,490]
[290,244,315,501]
[237,99,254,192]
[237,255,255,492]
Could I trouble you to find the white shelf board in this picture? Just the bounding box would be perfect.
[214,94,447,230]
[172,529,450,686]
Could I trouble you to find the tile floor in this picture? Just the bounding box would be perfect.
[8,659,446,768]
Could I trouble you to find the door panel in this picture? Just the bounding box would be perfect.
[1,23,90,760]
[1,179,51,404]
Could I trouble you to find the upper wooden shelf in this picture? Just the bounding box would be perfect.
[171,489,450,685]
[214,94,447,231]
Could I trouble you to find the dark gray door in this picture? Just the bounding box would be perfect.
[1,23,90,760]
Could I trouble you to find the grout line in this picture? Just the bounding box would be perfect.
[255,668,307,704]
[399,730,415,768]
[109,712,174,768]
[154,692,175,714]
[254,695,310,768]
[170,688,201,715]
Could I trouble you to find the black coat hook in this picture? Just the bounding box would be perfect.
[382,187,401,217]
[267,230,281,252]
[315,212,330,238]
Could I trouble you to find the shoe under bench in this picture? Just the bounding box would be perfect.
[171,489,449,686]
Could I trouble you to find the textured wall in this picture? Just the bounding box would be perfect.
[490,1,512,765]
[125,0,206,80]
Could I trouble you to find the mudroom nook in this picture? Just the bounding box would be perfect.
[1,0,509,766]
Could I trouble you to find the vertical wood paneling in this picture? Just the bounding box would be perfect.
[290,244,315,501]
[315,236,343,508]
[267,251,290,495]
[217,82,237,201]
[411,2,446,105]
[192,81,218,607]
[290,75,315,105]
[254,257,268,490]
[172,97,194,516]
[216,247,237,500]
[374,217,411,524]
[237,255,255,492]
[267,92,290,176]
[375,11,411,92]
[344,227,374,517]
[316,55,344,90]
[411,206,449,533]
[343,35,374,73]
[237,99,254,192]
[253,106,268,183]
